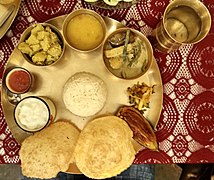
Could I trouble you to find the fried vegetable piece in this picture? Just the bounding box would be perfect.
[26,34,40,45]
[117,106,158,151]
[109,56,123,69]
[30,44,41,52]
[47,43,62,58]
[32,51,46,65]
[31,24,44,34]
[18,42,33,57]
[127,82,154,112]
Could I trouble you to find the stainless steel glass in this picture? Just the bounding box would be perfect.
[152,0,211,53]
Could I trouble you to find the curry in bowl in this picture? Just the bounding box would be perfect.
[103,28,153,79]
[18,23,65,66]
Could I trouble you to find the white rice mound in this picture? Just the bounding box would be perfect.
[63,72,107,117]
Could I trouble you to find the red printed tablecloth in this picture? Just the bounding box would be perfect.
[0,0,214,164]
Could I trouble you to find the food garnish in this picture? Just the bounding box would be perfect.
[117,106,158,151]
[18,24,63,65]
[127,82,154,113]
[123,29,130,63]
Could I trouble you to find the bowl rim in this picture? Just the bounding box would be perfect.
[18,22,65,67]
[62,8,107,52]
[102,27,153,80]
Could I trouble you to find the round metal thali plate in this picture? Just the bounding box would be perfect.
[1,15,163,174]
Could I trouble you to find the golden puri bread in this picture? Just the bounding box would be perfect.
[74,116,135,179]
[19,121,80,179]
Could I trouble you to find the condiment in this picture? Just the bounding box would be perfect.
[66,13,104,51]
[14,97,50,132]
[6,68,32,94]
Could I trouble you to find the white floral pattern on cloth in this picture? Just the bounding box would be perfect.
[0,0,214,164]
[25,0,76,21]
[183,92,214,145]
[0,106,20,163]
[187,34,214,89]
[135,0,169,28]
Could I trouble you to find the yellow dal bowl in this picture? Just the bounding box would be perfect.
[63,9,107,52]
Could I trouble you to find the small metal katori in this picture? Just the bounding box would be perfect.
[102,27,153,80]
[62,9,107,52]
[1,12,163,174]
[18,22,65,66]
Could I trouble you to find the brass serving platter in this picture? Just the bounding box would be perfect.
[1,14,163,173]
[0,0,21,39]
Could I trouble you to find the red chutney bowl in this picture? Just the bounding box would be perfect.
[5,67,33,94]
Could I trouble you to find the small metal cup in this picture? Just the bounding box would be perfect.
[62,9,107,52]
[19,23,65,66]
[102,28,153,79]
[5,67,33,94]
[152,0,211,53]
[14,96,56,132]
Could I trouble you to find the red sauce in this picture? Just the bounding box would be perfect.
[7,70,31,93]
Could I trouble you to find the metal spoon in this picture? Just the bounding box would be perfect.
[6,90,21,105]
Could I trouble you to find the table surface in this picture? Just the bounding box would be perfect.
[0,0,214,164]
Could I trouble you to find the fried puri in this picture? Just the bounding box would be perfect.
[19,121,80,179]
[74,116,135,179]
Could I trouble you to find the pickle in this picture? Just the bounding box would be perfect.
[117,106,158,151]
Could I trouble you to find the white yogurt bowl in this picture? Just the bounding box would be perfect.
[14,96,56,133]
